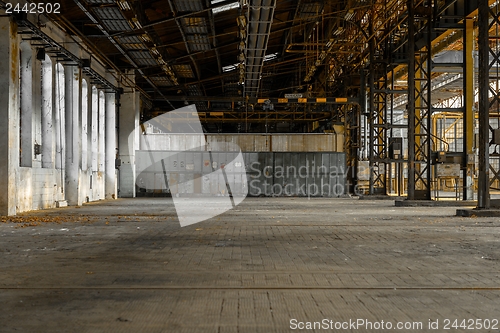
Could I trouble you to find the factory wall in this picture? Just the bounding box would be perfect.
[139,133,345,152]
[136,133,346,197]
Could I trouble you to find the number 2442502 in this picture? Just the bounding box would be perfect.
[5,3,61,14]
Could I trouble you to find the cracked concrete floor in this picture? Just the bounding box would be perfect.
[1,197,500,333]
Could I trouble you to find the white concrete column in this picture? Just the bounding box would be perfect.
[79,78,89,202]
[91,87,98,173]
[54,63,65,170]
[32,49,42,168]
[0,17,20,215]
[118,90,140,198]
[19,41,33,167]
[105,92,117,199]
[90,86,98,200]
[87,86,94,177]
[98,91,106,199]
[81,79,88,172]
[64,66,83,206]
[41,56,55,168]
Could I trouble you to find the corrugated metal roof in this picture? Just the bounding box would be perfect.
[181,17,209,34]
[86,0,114,4]
[187,84,202,96]
[299,2,324,19]
[115,36,145,50]
[93,7,132,32]
[150,76,173,87]
[187,34,211,51]
[173,64,195,78]
[129,50,158,67]
[173,0,204,12]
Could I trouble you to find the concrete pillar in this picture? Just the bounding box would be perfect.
[19,41,33,167]
[79,78,89,202]
[91,87,98,173]
[32,48,42,168]
[118,90,140,198]
[90,86,98,200]
[64,66,83,206]
[54,63,65,170]
[41,56,55,168]
[105,92,117,199]
[87,85,93,176]
[98,91,105,199]
[0,18,20,215]
[81,79,88,172]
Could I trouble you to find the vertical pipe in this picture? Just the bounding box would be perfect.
[477,0,490,209]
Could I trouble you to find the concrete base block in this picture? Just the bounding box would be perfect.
[359,195,405,200]
[396,200,476,207]
[457,208,500,217]
[55,200,68,208]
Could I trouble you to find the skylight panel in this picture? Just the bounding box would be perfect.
[212,1,240,14]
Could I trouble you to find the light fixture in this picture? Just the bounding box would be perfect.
[140,34,152,43]
[212,1,240,14]
[150,47,160,56]
[130,17,142,29]
[263,52,278,62]
[344,10,354,20]
[118,0,131,11]
[237,15,246,28]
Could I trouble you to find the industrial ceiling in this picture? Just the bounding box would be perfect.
[24,0,479,132]
[40,0,364,129]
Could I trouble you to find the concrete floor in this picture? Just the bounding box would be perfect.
[1,198,500,333]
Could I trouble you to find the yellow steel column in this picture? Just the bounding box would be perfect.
[432,114,438,151]
[464,17,475,200]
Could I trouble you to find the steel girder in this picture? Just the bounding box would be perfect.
[407,0,433,200]
[477,0,500,208]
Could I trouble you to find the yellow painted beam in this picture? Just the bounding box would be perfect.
[465,18,475,155]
